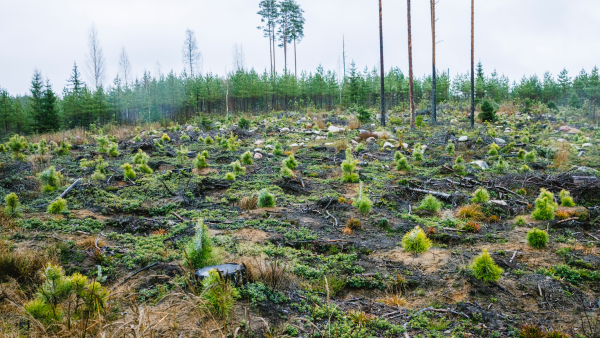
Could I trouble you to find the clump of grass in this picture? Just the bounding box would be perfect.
[559,189,575,207]
[225,172,236,181]
[527,228,549,249]
[532,188,558,221]
[201,269,239,318]
[519,323,546,338]
[38,166,63,193]
[456,203,486,221]
[241,151,253,165]
[341,148,359,183]
[4,193,20,217]
[121,163,136,180]
[258,189,275,208]
[353,182,372,215]
[545,330,570,338]
[462,221,481,233]
[231,160,246,175]
[417,194,442,214]
[470,249,503,283]
[240,196,258,211]
[471,187,490,204]
[402,226,432,255]
[47,198,68,215]
[514,216,527,226]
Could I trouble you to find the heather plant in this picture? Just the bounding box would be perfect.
[471,249,503,283]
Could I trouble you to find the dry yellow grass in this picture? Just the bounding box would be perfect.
[553,142,570,168]
[316,117,325,130]
[456,203,487,221]
[76,236,106,250]
[348,116,360,130]
[378,293,407,307]
[240,196,258,211]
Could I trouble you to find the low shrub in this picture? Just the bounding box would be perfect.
[417,194,441,214]
[456,203,486,221]
[402,226,432,255]
[559,189,575,207]
[396,156,411,171]
[4,193,20,217]
[341,148,359,183]
[184,221,215,269]
[231,160,246,175]
[532,188,558,221]
[225,172,236,181]
[527,228,549,249]
[514,216,527,226]
[193,154,208,169]
[121,163,136,180]
[446,142,455,156]
[462,221,481,233]
[38,166,63,193]
[354,182,372,215]
[519,323,546,338]
[471,249,503,283]
[241,151,253,165]
[47,198,68,215]
[471,187,490,204]
[180,131,190,141]
[258,189,275,208]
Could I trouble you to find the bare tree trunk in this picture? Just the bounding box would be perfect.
[294,38,297,79]
[272,30,276,74]
[470,0,475,129]
[407,0,416,129]
[284,24,288,74]
[269,27,273,74]
[430,0,437,124]
[379,0,386,127]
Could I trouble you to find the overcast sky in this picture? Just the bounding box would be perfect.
[1,0,599,95]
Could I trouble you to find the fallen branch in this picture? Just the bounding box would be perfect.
[555,217,579,225]
[110,262,159,291]
[171,212,185,222]
[325,210,338,227]
[35,178,82,208]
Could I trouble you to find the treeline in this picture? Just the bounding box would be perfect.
[1,62,599,137]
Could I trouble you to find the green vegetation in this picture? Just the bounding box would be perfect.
[471,249,503,283]
[527,228,549,249]
[47,198,68,214]
[471,187,490,204]
[402,226,432,255]
[354,182,372,215]
[241,151,253,165]
[257,189,275,208]
[38,166,63,193]
[532,188,558,220]
[417,194,442,214]
[184,221,215,269]
[341,148,359,183]
[559,189,575,207]
[4,193,20,216]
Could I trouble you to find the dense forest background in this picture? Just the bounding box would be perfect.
[1,61,599,138]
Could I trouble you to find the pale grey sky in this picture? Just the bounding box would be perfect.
[1,0,599,95]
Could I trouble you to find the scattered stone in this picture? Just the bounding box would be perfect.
[458,136,468,142]
[328,126,345,133]
[186,125,194,131]
[557,138,567,142]
[488,200,508,206]
[383,142,394,149]
[470,161,489,170]
[402,143,409,149]
[316,136,327,140]
[254,153,263,159]
[280,127,290,134]
[366,137,376,144]
[254,140,264,145]
[351,140,358,145]
[254,148,263,153]
[289,143,299,147]
[264,145,274,150]
[582,143,593,147]
[325,143,333,146]
[494,138,506,145]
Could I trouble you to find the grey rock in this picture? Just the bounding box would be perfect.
[470,160,489,170]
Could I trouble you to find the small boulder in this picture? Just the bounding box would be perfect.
[328,126,345,133]
[383,142,394,149]
[458,136,468,142]
[186,125,194,131]
[582,143,593,147]
[366,137,376,144]
[470,160,489,170]
[195,263,247,286]
[254,140,264,146]
[254,148,263,153]
[494,138,506,145]
[280,128,290,134]
[488,200,507,206]
[289,143,299,147]
[254,153,263,159]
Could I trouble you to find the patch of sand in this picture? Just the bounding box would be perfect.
[373,248,450,273]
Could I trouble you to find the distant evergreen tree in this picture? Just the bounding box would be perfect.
[475,61,485,100]
[40,80,60,133]
[557,68,571,105]
[28,69,45,133]
[0,89,11,135]
[569,92,581,108]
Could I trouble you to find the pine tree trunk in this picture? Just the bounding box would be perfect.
[407,0,415,129]
[470,0,475,129]
[431,0,437,124]
[269,27,273,74]
[379,0,386,127]
[294,38,297,79]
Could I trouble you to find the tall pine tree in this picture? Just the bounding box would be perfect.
[28,69,44,133]
[40,79,60,133]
